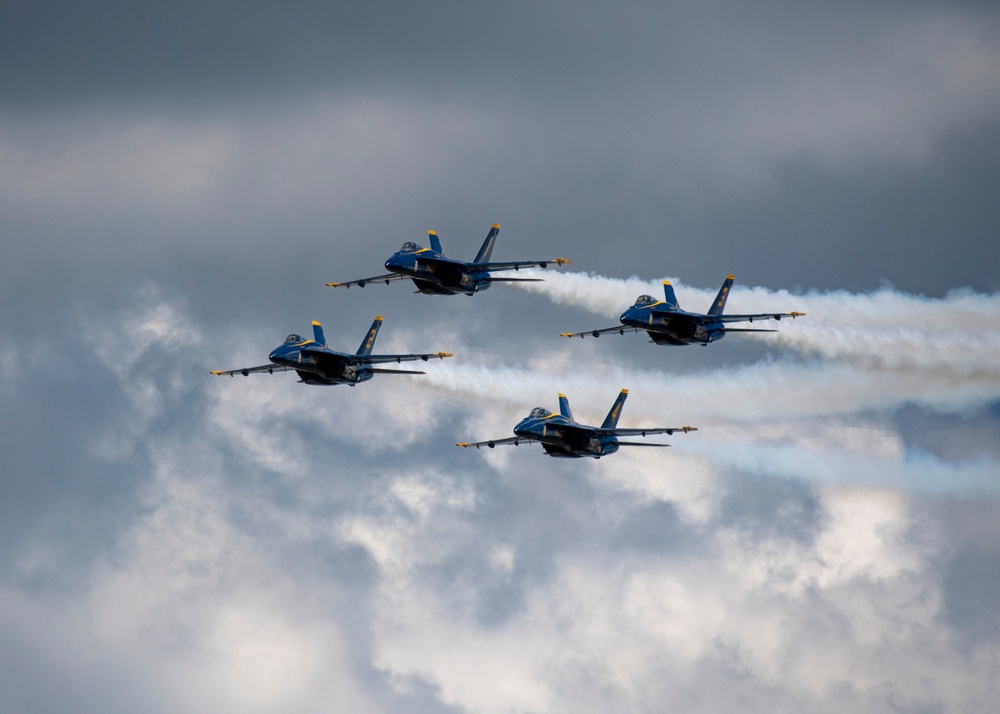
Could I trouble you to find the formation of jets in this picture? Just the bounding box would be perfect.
[213,223,806,458]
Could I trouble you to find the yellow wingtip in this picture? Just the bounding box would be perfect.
[791,311,806,317]
[326,282,339,287]
[437,352,453,358]
[559,332,573,337]
[210,371,223,375]
[456,443,468,448]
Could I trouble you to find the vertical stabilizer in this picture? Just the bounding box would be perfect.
[312,320,327,346]
[708,275,735,316]
[558,393,574,421]
[356,316,383,356]
[601,389,629,429]
[428,230,443,255]
[473,224,501,263]
[662,281,679,309]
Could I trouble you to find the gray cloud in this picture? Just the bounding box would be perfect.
[3,1,1000,711]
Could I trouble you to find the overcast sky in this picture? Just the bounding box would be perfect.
[2,2,999,712]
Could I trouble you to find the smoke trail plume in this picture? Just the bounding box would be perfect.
[514,271,1000,378]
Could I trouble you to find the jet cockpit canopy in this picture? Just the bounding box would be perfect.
[285,334,301,343]
[400,241,419,252]
[634,294,656,307]
[528,407,550,419]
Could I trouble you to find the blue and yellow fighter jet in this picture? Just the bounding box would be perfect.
[211,317,452,385]
[326,224,571,295]
[456,389,696,458]
[561,275,805,346]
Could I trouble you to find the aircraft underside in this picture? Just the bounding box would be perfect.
[540,435,618,458]
[410,269,485,295]
[646,320,721,346]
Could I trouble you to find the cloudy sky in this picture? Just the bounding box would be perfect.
[2,1,999,711]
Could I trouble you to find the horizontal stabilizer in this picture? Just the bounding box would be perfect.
[615,441,671,447]
[368,368,426,375]
[483,277,545,283]
[718,327,778,333]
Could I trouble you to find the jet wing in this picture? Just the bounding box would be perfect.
[456,437,533,449]
[710,311,806,324]
[560,326,643,339]
[355,352,453,365]
[598,425,698,436]
[467,258,571,272]
[210,364,293,377]
[326,273,409,289]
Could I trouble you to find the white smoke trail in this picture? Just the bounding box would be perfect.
[514,271,1000,378]
[421,359,998,425]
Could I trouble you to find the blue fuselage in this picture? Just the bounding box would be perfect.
[618,303,724,346]
[513,414,619,458]
[268,342,372,386]
[385,250,490,295]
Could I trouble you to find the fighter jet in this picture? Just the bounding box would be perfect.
[326,224,570,295]
[456,389,696,458]
[561,275,805,346]
[211,316,452,385]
